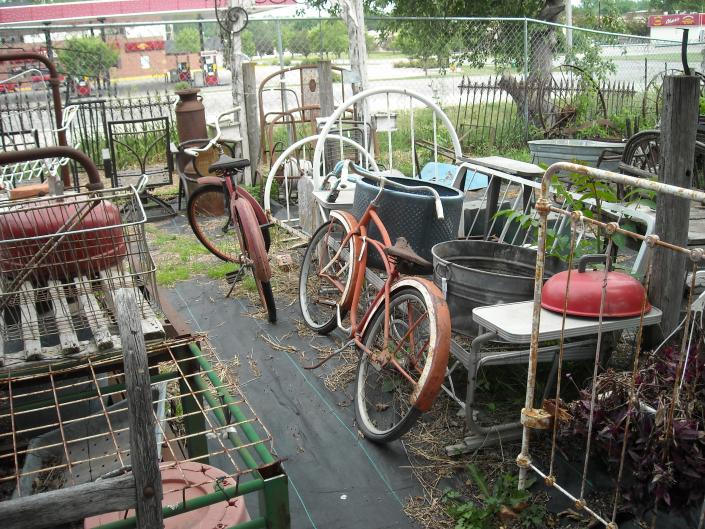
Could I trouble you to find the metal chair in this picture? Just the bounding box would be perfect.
[103,116,176,221]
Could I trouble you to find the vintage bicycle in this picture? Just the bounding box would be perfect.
[185,109,276,322]
[299,162,451,442]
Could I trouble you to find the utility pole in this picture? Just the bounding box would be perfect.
[230,0,252,184]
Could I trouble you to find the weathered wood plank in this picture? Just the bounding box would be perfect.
[648,75,700,342]
[19,282,42,360]
[100,268,164,340]
[115,288,163,529]
[47,280,79,355]
[0,473,137,529]
[75,276,113,350]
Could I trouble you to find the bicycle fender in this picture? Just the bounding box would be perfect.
[329,210,361,309]
[232,195,272,282]
[194,176,268,227]
[360,277,451,412]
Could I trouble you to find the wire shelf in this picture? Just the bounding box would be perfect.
[0,186,161,365]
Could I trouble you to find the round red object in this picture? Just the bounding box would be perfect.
[206,75,218,86]
[541,254,651,318]
[84,462,250,529]
[0,197,126,278]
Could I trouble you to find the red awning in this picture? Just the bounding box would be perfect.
[0,0,296,25]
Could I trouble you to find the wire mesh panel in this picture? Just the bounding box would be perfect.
[0,186,160,365]
[0,339,284,528]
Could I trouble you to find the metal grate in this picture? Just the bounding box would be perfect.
[0,338,277,504]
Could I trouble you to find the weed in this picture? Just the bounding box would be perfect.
[443,465,545,529]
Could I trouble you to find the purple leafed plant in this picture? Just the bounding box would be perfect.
[564,345,705,514]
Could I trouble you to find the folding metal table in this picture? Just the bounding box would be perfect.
[446,300,662,455]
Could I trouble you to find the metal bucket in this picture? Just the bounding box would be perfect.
[351,175,463,266]
[432,240,566,336]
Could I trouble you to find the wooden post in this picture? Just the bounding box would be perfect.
[339,0,369,123]
[648,75,699,341]
[0,474,137,529]
[317,60,334,117]
[242,62,260,178]
[115,289,164,529]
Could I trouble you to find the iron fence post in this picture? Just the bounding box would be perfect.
[259,472,290,529]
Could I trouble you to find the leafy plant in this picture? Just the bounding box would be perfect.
[57,37,118,79]
[443,465,545,529]
[564,345,705,515]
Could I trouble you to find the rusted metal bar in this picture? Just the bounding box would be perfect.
[0,52,70,186]
[0,146,104,190]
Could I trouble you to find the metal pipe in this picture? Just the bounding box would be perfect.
[94,477,265,529]
[188,342,276,466]
[189,369,262,472]
[0,52,71,186]
[0,146,104,190]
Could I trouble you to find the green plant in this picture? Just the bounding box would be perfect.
[443,465,545,529]
[57,37,118,79]
[174,81,190,91]
[494,173,618,261]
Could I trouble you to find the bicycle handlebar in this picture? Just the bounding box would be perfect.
[343,161,445,219]
[183,107,240,157]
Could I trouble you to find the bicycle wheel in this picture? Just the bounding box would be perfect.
[187,184,241,262]
[234,196,276,323]
[299,215,355,334]
[355,279,450,443]
[188,185,271,262]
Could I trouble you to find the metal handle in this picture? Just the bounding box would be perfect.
[577,254,613,273]
[352,166,445,219]
[183,107,240,157]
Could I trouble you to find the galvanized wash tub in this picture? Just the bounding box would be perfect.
[432,240,566,336]
[351,175,464,266]
[528,139,625,171]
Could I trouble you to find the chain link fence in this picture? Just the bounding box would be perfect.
[0,16,693,157]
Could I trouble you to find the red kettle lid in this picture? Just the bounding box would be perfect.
[541,254,652,318]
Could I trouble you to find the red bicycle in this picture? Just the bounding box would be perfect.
[299,165,451,442]
[185,109,276,322]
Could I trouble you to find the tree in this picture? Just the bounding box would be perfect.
[241,30,256,58]
[308,21,349,58]
[174,26,200,54]
[649,0,704,10]
[284,23,315,58]
[57,37,118,79]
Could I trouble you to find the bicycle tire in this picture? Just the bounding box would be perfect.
[233,195,276,322]
[187,184,239,262]
[299,216,355,334]
[355,279,450,443]
[188,184,271,261]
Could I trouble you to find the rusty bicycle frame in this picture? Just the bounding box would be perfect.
[517,161,705,526]
[316,179,450,410]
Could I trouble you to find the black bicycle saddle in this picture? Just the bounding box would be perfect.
[208,154,250,173]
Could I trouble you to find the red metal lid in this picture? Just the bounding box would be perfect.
[541,254,651,318]
[83,462,250,529]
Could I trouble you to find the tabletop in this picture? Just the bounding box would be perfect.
[472,300,662,343]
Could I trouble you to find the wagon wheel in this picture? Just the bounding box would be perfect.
[641,69,681,126]
[538,65,607,137]
[621,130,705,192]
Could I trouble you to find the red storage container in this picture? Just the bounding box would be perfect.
[0,197,127,279]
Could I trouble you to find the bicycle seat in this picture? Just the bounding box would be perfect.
[208,154,250,173]
[384,237,432,271]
